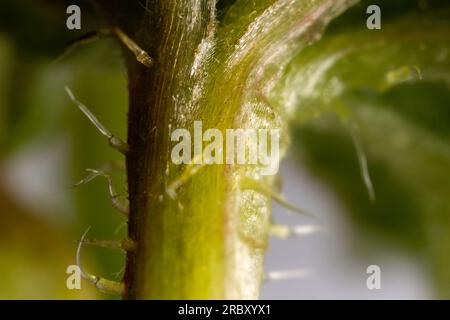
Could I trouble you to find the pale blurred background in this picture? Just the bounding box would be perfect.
[263,156,432,299]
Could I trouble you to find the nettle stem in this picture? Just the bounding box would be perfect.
[95,0,355,299]
[120,1,226,300]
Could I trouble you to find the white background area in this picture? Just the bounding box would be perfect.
[261,154,432,299]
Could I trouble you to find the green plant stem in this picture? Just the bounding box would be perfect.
[95,0,356,299]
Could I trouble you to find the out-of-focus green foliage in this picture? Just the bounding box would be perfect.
[271,0,450,297]
[0,184,99,299]
[0,0,449,298]
[0,1,126,299]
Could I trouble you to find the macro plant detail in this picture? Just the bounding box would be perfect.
[95,0,358,300]
[0,0,449,300]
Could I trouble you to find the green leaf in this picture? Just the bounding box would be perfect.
[272,2,450,298]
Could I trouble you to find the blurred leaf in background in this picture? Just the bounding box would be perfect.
[0,0,127,299]
[270,0,450,298]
